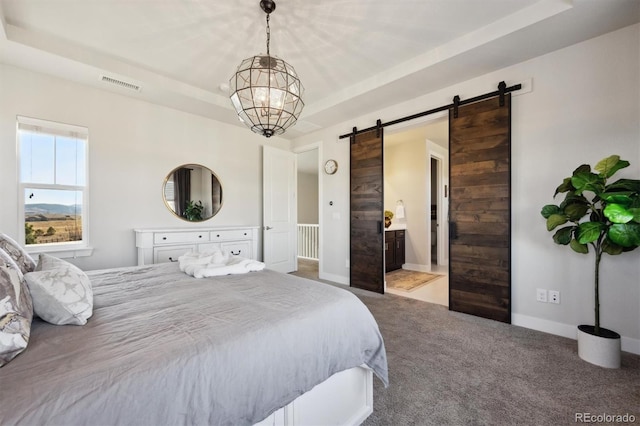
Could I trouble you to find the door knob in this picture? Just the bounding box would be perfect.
[265,226,273,230]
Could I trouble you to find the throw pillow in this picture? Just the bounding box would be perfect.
[0,250,33,367]
[0,233,37,275]
[25,254,93,326]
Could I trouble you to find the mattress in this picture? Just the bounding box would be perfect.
[0,262,388,425]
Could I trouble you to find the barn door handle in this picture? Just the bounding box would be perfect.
[449,222,458,240]
[377,221,383,234]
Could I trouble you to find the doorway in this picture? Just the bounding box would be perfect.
[427,138,449,273]
[295,148,320,279]
[431,157,439,265]
[383,119,449,306]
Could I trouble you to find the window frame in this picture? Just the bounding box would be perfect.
[17,116,92,258]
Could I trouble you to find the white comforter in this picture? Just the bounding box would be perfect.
[179,250,265,278]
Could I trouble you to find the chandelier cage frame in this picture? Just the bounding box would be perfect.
[229,0,305,138]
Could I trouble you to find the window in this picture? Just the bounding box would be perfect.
[17,116,90,255]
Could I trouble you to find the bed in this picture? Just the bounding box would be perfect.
[0,262,388,426]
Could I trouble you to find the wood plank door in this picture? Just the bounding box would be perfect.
[448,94,511,323]
[350,128,384,293]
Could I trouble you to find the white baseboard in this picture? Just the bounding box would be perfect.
[402,263,432,272]
[512,313,640,355]
[319,271,349,286]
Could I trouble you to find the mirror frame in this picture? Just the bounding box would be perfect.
[162,163,223,222]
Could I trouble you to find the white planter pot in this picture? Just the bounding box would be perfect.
[577,325,621,369]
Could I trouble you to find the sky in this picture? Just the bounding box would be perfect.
[20,131,86,206]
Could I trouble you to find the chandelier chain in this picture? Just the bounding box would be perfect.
[266,14,271,56]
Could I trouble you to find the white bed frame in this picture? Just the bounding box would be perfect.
[255,365,373,426]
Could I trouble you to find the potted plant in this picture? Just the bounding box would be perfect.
[184,200,204,221]
[541,155,640,368]
[384,210,394,228]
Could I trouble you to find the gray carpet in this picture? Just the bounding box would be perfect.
[290,260,639,425]
[351,291,640,425]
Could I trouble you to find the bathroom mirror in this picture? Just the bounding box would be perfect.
[163,164,223,222]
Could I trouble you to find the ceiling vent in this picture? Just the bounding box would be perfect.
[100,75,141,92]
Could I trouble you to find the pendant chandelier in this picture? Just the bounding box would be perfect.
[229,0,304,138]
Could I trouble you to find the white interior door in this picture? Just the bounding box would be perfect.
[263,145,297,273]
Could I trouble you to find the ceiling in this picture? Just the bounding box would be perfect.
[1,0,638,139]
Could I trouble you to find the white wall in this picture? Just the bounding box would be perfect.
[294,24,640,350]
[297,172,319,224]
[384,141,429,269]
[0,63,290,270]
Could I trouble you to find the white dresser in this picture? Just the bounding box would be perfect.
[134,226,259,266]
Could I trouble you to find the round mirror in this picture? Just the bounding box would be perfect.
[163,164,223,222]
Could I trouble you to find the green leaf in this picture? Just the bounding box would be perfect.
[589,211,600,222]
[554,177,574,196]
[608,223,640,248]
[600,192,634,205]
[541,204,560,219]
[559,193,589,211]
[571,172,605,195]
[573,164,591,175]
[553,226,574,245]
[595,155,629,178]
[602,238,623,255]
[569,238,588,254]
[564,203,589,221]
[605,178,640,193]
[629,207,640,223]
[546,214,568,231]
[604,203,634,224]
[577,222,605,244]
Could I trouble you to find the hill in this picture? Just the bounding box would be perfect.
[25,203,82,215]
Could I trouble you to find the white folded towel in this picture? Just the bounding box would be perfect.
[179,250,265,278]
[178,250,229,271]
[395,205,405,219]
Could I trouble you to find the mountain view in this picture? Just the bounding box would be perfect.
[25,203,82,215]
[24,204,83,245]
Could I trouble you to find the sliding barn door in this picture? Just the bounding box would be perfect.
[350,128,384,293]
[448,94,511,323]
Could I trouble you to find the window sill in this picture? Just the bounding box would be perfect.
[26,245,94,259]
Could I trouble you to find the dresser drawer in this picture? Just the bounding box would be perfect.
[198,242,222,253]
[154,231,209,245]
[135,226,258,265]
[210,229,252,241]
[154,245,196,263]
[221,241,251,258]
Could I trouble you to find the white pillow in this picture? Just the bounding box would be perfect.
[24,254,93,326]
[0,233,36,275]
[0,250,33,367]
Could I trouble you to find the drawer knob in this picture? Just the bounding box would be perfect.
[231,250,241,256]
[162,237,167,240]
[168,257,178,262]
[217,234,220,237]
[198,235,202,238]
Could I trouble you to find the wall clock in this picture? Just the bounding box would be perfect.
[324,159,338,175]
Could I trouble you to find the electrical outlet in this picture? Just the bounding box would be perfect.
[549,290,560,304]
[536,288,548,303]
